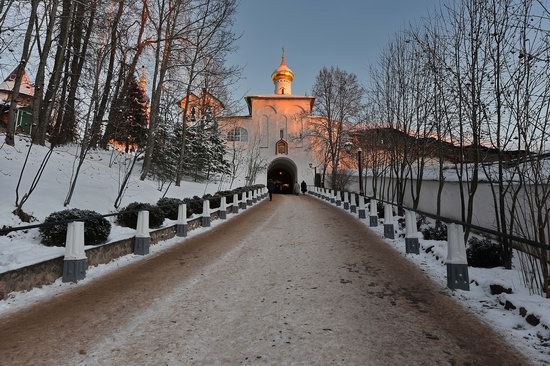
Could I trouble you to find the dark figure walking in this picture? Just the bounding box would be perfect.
[267,179,275,201]
[301,180,307,195]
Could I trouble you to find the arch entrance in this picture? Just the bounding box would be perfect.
[267,157,298,194]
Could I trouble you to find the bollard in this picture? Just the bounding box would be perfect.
[219,196,227,219]
[239,193,247,210]
[358,196,366,219]
[134,210,150,255]
[335,190,342,206]
[330,189,336,204]
[176,203,188,237]
[383,204,395,239]
[202,199,211,227]
[246,191,253,206]
[252,189,258,203]
[232,193,240,213]
[405,210,419,254]
[369,199,379,227]
[62,221,87,282]
[343,191,350,210]
[446,224,470,291]
[350,193,357,213]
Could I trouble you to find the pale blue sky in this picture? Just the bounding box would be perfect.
[227,0,442,110]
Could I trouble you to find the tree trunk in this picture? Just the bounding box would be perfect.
[5,0,38,146]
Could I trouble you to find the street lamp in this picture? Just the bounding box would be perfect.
[309,162,318,187]
[344,142,364,195]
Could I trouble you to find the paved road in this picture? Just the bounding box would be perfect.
[0,195,529,365]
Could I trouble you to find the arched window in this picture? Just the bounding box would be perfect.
[227,127,248,142]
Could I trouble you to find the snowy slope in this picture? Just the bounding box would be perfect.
[0,134,243,273]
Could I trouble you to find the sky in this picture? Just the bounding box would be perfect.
[227,0,442,111]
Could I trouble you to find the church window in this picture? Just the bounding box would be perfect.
[227,127,248,142]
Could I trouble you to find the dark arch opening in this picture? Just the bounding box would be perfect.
[267,157,297,194]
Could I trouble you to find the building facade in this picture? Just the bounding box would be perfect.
[220,51,319,193]
[0,67,35,135]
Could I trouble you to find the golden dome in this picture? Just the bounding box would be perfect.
[271,48,294,82]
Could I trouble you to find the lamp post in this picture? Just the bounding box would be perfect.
[344,142,363,195]
[357,147,363,195]
[309,162,319,187]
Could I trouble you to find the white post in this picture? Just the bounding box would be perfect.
[176,203,188,237]
[247,190,253,206]
[202,199,211,227]
[383,204,394,239]
[335,190,342,206]
[134,210,150,255]
[358,195,366,219]
[219,196,227,219]
[446,223,470,290]
[404,210,419,254]
[62,221,87,282]
[343,191,350,210]
[369,199,378,227]
[233,193,240,213]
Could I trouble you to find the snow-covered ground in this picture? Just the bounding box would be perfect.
[0,134,243,273]
[310,193,550,364]
[0,213,233,317]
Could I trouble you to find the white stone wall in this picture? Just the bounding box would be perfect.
[220,96,318,186]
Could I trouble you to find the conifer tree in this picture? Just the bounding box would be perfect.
[109,76,149,152]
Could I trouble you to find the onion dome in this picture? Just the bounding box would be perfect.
[271,48,294,82]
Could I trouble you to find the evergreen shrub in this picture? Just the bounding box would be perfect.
[467,237,504,268]
[183,197,203,216]
[117,202,164,229]
[40,209,111,247]
[156,198,183,220]
[421,221,448,241]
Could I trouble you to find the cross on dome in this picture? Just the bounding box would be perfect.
[271,48,294,95]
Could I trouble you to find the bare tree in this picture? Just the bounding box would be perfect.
[309,66,364,190]
[4,0,37,146]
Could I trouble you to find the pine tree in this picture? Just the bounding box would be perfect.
[109,76,149,152]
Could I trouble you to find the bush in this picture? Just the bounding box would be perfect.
[216,190,234,203]
[467,237,504,268]
[183,197,203,216]
[232,187,248,201]
[117,202,164,229]
[421,221,447,241]
[156,197,183,220]
[203,194,221,209]
[40,209,111,247]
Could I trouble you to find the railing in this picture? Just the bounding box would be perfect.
[0,187,268,285]
[307,186,550,292]
[308,186,549,251]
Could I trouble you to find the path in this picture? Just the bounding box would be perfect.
[0,195,529,365]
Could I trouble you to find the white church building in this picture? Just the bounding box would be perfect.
[220,51,320,193]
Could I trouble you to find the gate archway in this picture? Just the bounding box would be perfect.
[267,157,298,194]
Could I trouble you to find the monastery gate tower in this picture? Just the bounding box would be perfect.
[220,51,320,193]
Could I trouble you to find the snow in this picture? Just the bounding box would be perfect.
[0,203,244,318]
[0,134,243,273]
[311,193,550,364]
